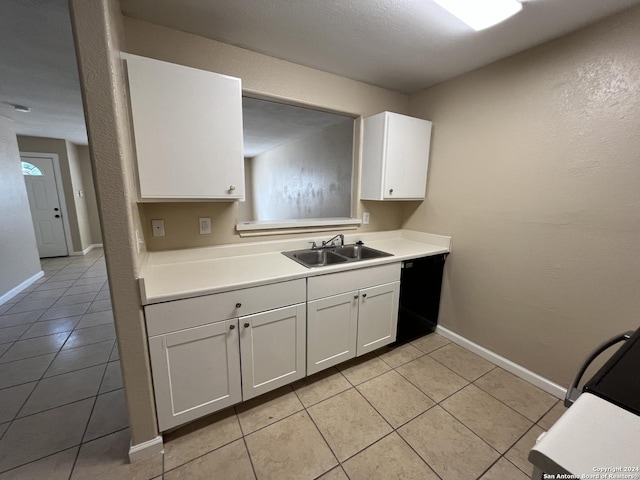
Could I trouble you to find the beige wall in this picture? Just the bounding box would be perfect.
[70,0,157,446]
[0,116,42,298]
[17,135,84,252]
[124,17,410,251]
[77,145,103,244]
[405,6,640,385]
[65,141,92,249]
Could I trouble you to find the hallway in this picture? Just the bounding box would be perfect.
[0,249,130,478]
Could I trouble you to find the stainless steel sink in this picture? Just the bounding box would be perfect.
[333,245,392,260]
[291,249,348,267]
[283,244,392,268]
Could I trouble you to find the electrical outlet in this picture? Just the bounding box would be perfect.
[363,212,370,225]
[199,217,212,235]
[151,219,165,237]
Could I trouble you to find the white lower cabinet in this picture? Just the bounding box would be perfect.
[356,282,400,356]
[148,319,241,432]
[307,263,401,375]
[146,279,306,431]
[307,291,358,375]
[146,264,402,431]
[240,304,306,400]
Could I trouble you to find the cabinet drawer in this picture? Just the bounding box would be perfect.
[307,263,401,301]
[145,279,305,336]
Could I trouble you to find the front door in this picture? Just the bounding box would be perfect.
[21,155,68,257]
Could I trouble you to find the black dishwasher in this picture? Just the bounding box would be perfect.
[394,254,447,344]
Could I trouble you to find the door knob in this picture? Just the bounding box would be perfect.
[362,293,367,298]
[54,207,59,211]
[235,303,242,308]
[55,214,60,218]
[229,185,236,191]
[389,188,394,195]
[229,324,236,330]
[244,322,250,328]
[353,295,359,299]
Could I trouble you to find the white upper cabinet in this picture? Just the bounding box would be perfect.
[123,53,245,201]
[361,111,432,201]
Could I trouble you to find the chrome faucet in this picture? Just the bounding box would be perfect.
[321,234,344,248]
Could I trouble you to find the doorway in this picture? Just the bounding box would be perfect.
[21,153,72,258]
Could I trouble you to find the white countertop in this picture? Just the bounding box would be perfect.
[139,229,451,305]
[529,393,640,476]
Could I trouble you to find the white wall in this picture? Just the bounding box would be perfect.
[0,116,42,300]
[250,121,353,221]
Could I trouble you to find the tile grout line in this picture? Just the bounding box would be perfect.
[67,360,112,479]
[240,436,259,480]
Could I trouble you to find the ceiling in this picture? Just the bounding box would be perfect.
[0,0,86,145]
[120,0,640,93]
[1,0,639,146]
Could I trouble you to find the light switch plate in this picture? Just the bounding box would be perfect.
[151,219,165,237]
[199,217,212,235]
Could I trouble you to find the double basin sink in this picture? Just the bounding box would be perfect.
[283,244,393,268]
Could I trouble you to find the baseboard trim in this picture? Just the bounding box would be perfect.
[0,270,45,306]
[129,435,163,462]
[435,325,567,399]
[71,243,104,256]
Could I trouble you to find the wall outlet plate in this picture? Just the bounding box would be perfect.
[199,217,212,235]
[151,219,165,237]
[363,212,370,225]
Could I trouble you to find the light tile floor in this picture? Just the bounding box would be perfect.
[0,249,569,479]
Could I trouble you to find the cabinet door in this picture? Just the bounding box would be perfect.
[357,281,400,356]
[307,291,358,375]
[149,319,241,431]
[383,114,432,200]
[124,54,244,200]
[240,304,306,400]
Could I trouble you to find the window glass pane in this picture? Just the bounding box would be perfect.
[22,161,43,176]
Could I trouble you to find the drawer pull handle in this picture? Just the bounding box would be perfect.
[235,303,242,308]
[362,293,367,298]
[244,322,250,328]
[229,324,236,330]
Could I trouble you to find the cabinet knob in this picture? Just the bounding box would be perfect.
[362,293,367,298]
[235,303,242,308]
[229,185,236,191]
[354,295,359,299]
[244,322,250,328]
[389,188,394,195]
[229,324,236,330]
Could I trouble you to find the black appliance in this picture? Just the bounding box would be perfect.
[566,326,640,416]
[394,254,447,344]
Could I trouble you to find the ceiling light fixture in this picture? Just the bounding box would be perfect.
[433,0,522,31]
[13,104,31,113]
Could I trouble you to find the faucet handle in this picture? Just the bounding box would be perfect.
[308,241,318,250]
